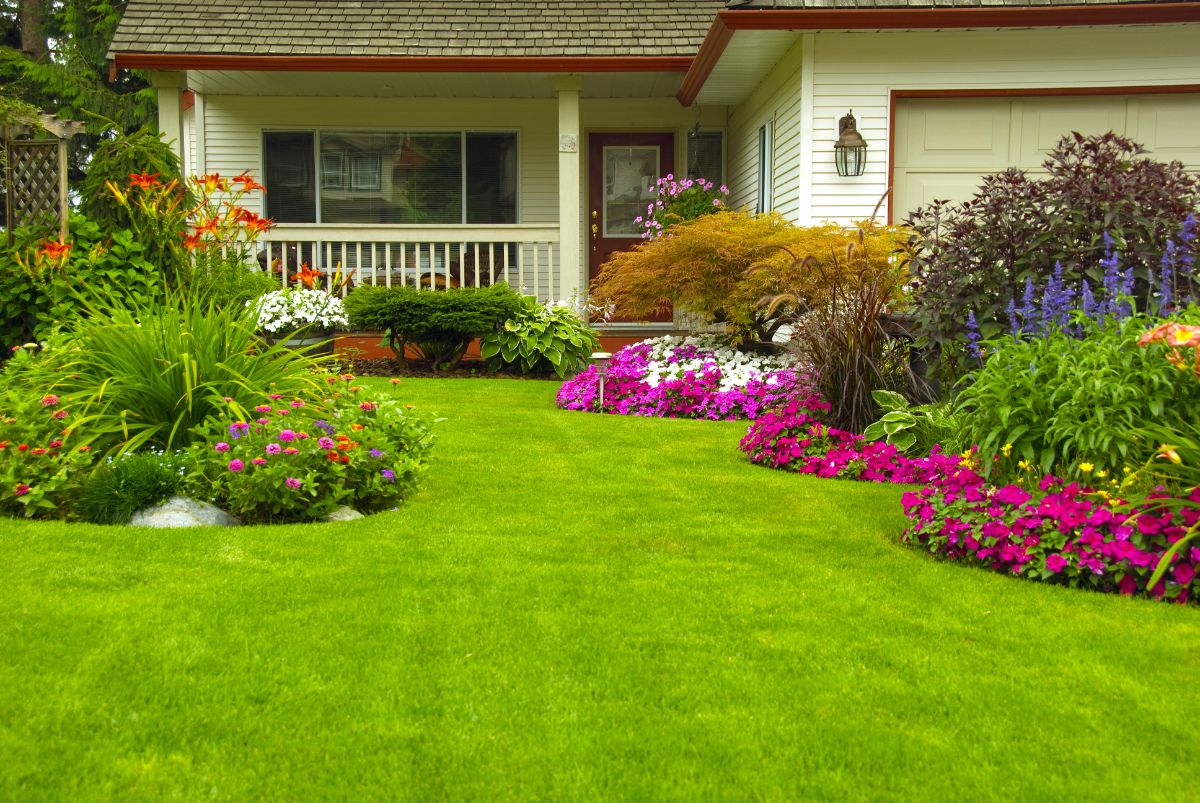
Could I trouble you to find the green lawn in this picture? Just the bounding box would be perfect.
[2,378,1198,801]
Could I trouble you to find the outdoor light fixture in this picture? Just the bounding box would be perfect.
[591,351,612,407]
[834,110,868,178]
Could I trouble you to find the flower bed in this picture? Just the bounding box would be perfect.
[556,336,813,420]
[738,396,967,483]
[902,473,1200,603]
[740,394,1200,604]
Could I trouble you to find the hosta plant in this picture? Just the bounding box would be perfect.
[480,296,600,378]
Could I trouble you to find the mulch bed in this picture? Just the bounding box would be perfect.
[347,357,558,381]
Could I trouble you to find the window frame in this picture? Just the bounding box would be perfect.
[686,129,726,187]
[756,121,773,214]
[261,127,522,225]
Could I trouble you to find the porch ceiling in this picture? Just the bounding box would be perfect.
[691,30,798,107]
[185,69,687,99]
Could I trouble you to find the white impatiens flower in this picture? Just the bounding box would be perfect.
[638,335,797,391]
[249,288,349,334]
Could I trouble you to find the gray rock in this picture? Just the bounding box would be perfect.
[325,506,365,522]
[129,496,240,528]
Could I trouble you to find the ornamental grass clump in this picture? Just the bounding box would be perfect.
[556,335,814,420]
[52,290,335,454]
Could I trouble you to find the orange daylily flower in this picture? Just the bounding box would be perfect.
[198,173,229,193]
[233,172,266,192]
[182,232,204,250]
[38,240,71,260]
[291,263,323,288]
[193,218,220,237]
[128,172,161,189]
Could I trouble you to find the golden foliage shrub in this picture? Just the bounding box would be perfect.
[589,210,907,342]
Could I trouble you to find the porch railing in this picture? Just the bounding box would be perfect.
[258,224,561,302]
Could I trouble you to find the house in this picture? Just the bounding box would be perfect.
[108,0,1200,335]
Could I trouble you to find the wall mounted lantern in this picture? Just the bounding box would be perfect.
[834,110,868,177]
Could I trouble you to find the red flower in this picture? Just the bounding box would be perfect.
[193,218,220,237]
[30,448,46,456]
[182,232,204,250]
[233,172,266,192]
[78,445,91,453]
[37,241,71,260]
[13,484,31,497]
[291,263,322,288]
[17,444,28,452]
[128,172,161,189]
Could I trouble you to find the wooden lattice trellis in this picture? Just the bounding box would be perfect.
[1,112,84,245]
[5,139,66,241]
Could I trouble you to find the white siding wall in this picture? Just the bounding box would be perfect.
[808,24,1200,224]
[726,36,806,218]
[199,95,560,223]
[725,24,1200,227]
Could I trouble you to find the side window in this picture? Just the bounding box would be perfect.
[263,131,316,223]
[756,121,773,214]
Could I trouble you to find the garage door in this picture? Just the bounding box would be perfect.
[892,94,1200,221]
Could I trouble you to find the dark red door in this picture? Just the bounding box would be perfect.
[588,132,675,322]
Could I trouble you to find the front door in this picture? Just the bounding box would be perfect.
[588,132,675,322]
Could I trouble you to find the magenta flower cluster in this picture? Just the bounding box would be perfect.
[633,175,729,240]
[556,338,815,421]
[738,396,966,482]
[902,473,1200,604]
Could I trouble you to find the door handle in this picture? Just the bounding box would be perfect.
[590,211,599,250]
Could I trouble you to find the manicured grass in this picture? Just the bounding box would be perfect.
[2,377,1198,801]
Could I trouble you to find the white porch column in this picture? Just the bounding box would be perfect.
[151,71,185,162]
[553,75,584,301]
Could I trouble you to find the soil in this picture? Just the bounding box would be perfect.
[347,357,559,381]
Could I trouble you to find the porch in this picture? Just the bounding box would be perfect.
[153,70,727,315]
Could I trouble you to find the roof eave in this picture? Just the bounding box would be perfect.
[677,2,1200,106]
[112,53,694,74]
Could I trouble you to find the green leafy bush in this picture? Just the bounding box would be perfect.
[186,384,434,523]
[344,283,524,370]
[480,297,600,378]
[906,132,1200,361]
[77,451,185,524]
[79,127,184,231]
[862,390,967,455]
[0,379,97,519]
[958,309,1200,481]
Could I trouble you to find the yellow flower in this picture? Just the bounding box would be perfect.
[1157,445,1183,466]
[1095,469,1108,479]
[1079,462,1094,474]
[1123,466,1133,474]
[1018,459,1033,471]
[1001,443,1013,457]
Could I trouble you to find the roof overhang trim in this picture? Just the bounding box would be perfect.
[677,2,1200,105]
[112,53,693,74]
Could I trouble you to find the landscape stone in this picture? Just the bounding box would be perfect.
[129,496,240,528]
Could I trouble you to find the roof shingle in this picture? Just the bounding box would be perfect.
[109,1,725,59]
